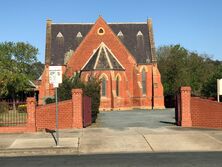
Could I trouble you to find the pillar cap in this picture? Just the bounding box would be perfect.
[181,86,191,91]
[72,89,83,94]
[26,97,36,103]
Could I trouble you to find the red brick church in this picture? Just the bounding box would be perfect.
[38,17,165,110]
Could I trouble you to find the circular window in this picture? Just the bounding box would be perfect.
[97,27,105,35]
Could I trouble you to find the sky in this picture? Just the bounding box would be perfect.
[0,0,222,62]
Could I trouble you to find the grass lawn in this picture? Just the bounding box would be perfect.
[0,111,27,127]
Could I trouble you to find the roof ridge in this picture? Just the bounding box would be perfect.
[108,22,146,24]
[52,22,147,25]
[52,23,94,25]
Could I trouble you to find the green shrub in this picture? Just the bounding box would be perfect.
[57,73,101,121]
[17,104,27,113]
[84,77,101,121]
[0,101,8,113]
[45,97,55,104]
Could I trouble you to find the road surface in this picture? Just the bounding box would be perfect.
[1,152,222,167]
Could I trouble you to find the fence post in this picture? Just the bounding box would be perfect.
[180,87,192,127]
[72,89,83,128]
[26,97,37,132]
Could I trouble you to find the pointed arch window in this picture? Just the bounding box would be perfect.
[116,76,120,97]
[101,77,106,97]
[142,68,147,95]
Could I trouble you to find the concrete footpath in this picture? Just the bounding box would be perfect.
[0,126,222,157]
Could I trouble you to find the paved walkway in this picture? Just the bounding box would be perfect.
[0,109,222,157]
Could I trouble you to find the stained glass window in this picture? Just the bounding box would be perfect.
[116,76,119,96]
[101,77,106,97]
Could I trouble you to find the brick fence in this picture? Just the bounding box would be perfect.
[36,100,73,131]
[176,86,222,129]
[0,89,91,133]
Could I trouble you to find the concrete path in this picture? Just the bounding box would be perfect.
[79,127,222,154]
[9,138,78,149]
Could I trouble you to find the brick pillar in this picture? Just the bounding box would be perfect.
[152,65,165,109]
[180,87,192,127]
[26,97,37,132]
[72,89,83,128]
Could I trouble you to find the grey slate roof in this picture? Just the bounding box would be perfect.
[50,23,152,66]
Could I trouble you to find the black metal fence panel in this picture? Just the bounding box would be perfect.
[0,101,27,127]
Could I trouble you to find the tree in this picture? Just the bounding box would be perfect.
[157,45,189,96]
[186,53,215,96]
[28,61,44,80]
[201,65,222,98]
[0,42,38,110]
[157,44,221,99]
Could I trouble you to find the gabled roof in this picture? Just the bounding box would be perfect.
[49,20,153,65]
[81,42,125,71]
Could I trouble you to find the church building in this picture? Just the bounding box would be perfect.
[38,17,165,110]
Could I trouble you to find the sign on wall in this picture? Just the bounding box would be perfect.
[217,79,222,102]
[49,66,62,88]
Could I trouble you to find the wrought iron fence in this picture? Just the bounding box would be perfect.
[0,100,27,127]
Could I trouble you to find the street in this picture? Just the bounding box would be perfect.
[1,152,222,167]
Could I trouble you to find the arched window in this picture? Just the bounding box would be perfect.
[101,77,106,97]
[142,68,147,95]
[116,76,120,97]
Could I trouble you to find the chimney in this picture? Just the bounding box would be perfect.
[45,19,52,65]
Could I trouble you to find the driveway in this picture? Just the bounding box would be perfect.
[92,109,175,129]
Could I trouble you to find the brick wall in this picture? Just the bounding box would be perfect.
[176,86,222,129]
[36,100,73,131]
[36,89,86,130]
[191,97,222,128]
